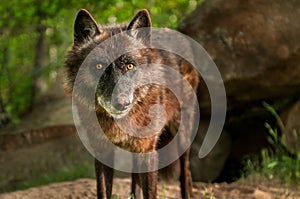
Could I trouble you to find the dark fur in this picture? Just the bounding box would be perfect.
[63,9,198,199]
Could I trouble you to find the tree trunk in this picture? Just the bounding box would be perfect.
[0,95,11,126]
[0,37,12,126]
[30,26,48,109]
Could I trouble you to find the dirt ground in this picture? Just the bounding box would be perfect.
[1,177,300,199]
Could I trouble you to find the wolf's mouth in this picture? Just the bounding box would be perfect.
[109,108,131,119]
[97,96,132,118]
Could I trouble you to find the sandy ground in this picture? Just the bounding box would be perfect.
[1,177,300,199]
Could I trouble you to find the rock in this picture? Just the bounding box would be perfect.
[0,125,76,150]
[253,189,273,199]
[218,108,273,182]
[0,134,93,192]
[190,119,231,182]
[281,100,300,153]
[178,0,300,112]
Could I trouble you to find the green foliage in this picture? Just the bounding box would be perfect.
[17,161,94,190]
[259,148,300,184]
[245,102,300,184]
[0,0,202,124]
[161,183,166,199]
[202,188,215,199]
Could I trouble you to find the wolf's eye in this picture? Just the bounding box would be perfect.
[126,63,135,70]
[96,64,103,70]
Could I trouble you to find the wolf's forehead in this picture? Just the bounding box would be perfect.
[89,24,148,66]
[93,37,144,60]
[94,37,132,55]
[100,24,127,34]
[94,24,127,42]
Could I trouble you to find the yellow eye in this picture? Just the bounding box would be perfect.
[96,64,103,70]
[127,63,135,70]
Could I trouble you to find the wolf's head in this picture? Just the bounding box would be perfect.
[64,9,153,119]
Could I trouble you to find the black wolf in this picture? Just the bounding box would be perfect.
[63,9,199,199]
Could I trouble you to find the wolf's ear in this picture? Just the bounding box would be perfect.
[74,9,100,45]
[128,9,152,30]
[127,9,152,44]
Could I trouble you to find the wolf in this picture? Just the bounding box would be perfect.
[63,9,199,199]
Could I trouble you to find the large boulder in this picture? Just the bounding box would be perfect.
[178,0,300,111]
[178,0,300,181]
[281,100,300,153]
[190,119,231,182]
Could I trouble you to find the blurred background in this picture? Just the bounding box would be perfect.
[0,0,201,124]
[1,0,300,197]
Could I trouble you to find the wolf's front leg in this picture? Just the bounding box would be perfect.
[131,172,142,199]
[138,151,158,199]
[139,170,158,199]
[132,149,158,199]
[179,148,193,199]
[95,158,114,199]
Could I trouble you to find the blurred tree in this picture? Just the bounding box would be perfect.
[0,0,202,126]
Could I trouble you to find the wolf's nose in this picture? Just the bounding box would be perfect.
[113,99,131,111]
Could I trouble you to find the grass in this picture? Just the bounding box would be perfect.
[202,188,215,199]
[244,102,300,184]
[17,161,95,190]
[161,183,166,199]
